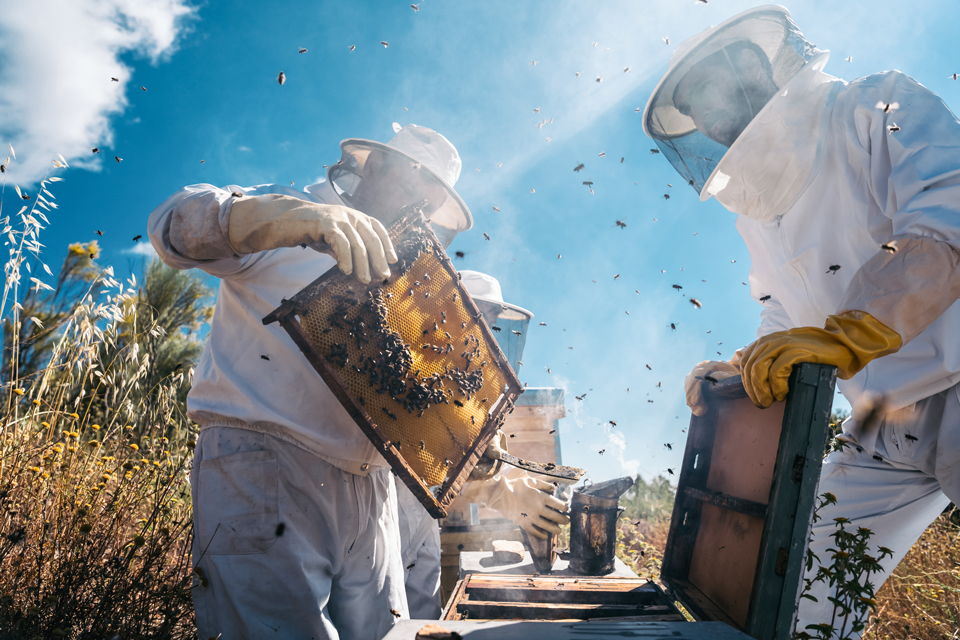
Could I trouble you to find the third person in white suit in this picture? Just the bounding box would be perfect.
[643,5,960,638]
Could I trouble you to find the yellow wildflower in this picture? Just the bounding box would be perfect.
[69,412,79,419]
[129,443,139,451]
[29,466,42,473]
[13,389,24,396]
[91,424,101,430]
[32,399,40,406]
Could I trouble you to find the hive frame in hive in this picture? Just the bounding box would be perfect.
[263,205,523,518]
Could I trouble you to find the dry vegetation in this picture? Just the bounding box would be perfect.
[0,158,207,638]
[865,508,960,640]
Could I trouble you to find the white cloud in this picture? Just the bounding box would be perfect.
[237,146,252,152]
[0,0,196,185]
[123,242,158,257]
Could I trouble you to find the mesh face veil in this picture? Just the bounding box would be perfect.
[643,6,821,194]
[328,126,473,248]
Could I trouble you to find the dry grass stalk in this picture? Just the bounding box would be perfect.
[0,156,199,638]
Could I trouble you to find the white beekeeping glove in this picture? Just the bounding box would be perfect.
[460,475,569,540]
[684,357,741,417]
[229,194,397,284]
[468,430,508,482]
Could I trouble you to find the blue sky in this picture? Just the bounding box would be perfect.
[3,0,959,482]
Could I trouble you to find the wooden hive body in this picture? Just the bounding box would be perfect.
[660,363,837,639]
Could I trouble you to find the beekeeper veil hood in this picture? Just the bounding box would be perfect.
[329,124,473,248]
[643,5,822,194]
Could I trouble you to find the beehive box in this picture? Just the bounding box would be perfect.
[263,204,523,518]
[660,363,836,639]
[443,574,686,622]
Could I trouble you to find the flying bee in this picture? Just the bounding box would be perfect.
[672,284,682,291]
[759,295,772,302]
[690,298,702,309]
[455,251,465,259]
[666,468,675,476]
[491,326,501,332]
[483,233,491,241]
[573,163,584,172]
[904,434,918,442]
[512,330,522,336]
[132,235,142,242]
[261,355,270,361]
[881,243,897,254]
[278,71,286,85]
[598,449,605,455]
[389,609,401,618]
[664,443,673,450]
[826,265,841,274]
[875,101,899,113]
[615,219,627,229]
[887,123,900,134]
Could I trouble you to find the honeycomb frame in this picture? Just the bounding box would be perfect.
[263,204,523,518]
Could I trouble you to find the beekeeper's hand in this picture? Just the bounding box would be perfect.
[229,194,398,284]
[468,430,507,481]
[493,476,570,540]
[739,311,901,408]
[684,358,741,417]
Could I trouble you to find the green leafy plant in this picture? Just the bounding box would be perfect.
[796,492,894,639]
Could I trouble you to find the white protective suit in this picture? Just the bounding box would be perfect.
[730,62,960,639]
[645,6,960,638]
[150,177,411,640]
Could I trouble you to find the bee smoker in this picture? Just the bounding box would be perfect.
[568,476,635,575]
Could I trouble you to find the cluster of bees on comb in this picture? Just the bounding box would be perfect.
[309,217,495,440]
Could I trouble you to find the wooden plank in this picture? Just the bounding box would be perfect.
[464,575,662,591]
[709,374,749,399]
[661,576,743,629]
[455,600,682,621]
[441,578,471,621]
[746,364,835,640]
[682,486,768,519]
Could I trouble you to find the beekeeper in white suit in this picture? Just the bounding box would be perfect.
[396,270,569,619]
[148,124,472,640]
[644,5,960,637]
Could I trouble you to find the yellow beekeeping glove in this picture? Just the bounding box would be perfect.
[739,311,901,408]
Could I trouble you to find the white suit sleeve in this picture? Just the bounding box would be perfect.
[148,184,257,279]
[837,71,960,344]
[738,217,793,338]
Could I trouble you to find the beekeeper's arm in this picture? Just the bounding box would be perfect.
[740,72,960,407]
[148,184,396,282]
[684,247,791,416]
[458,474,569,540]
